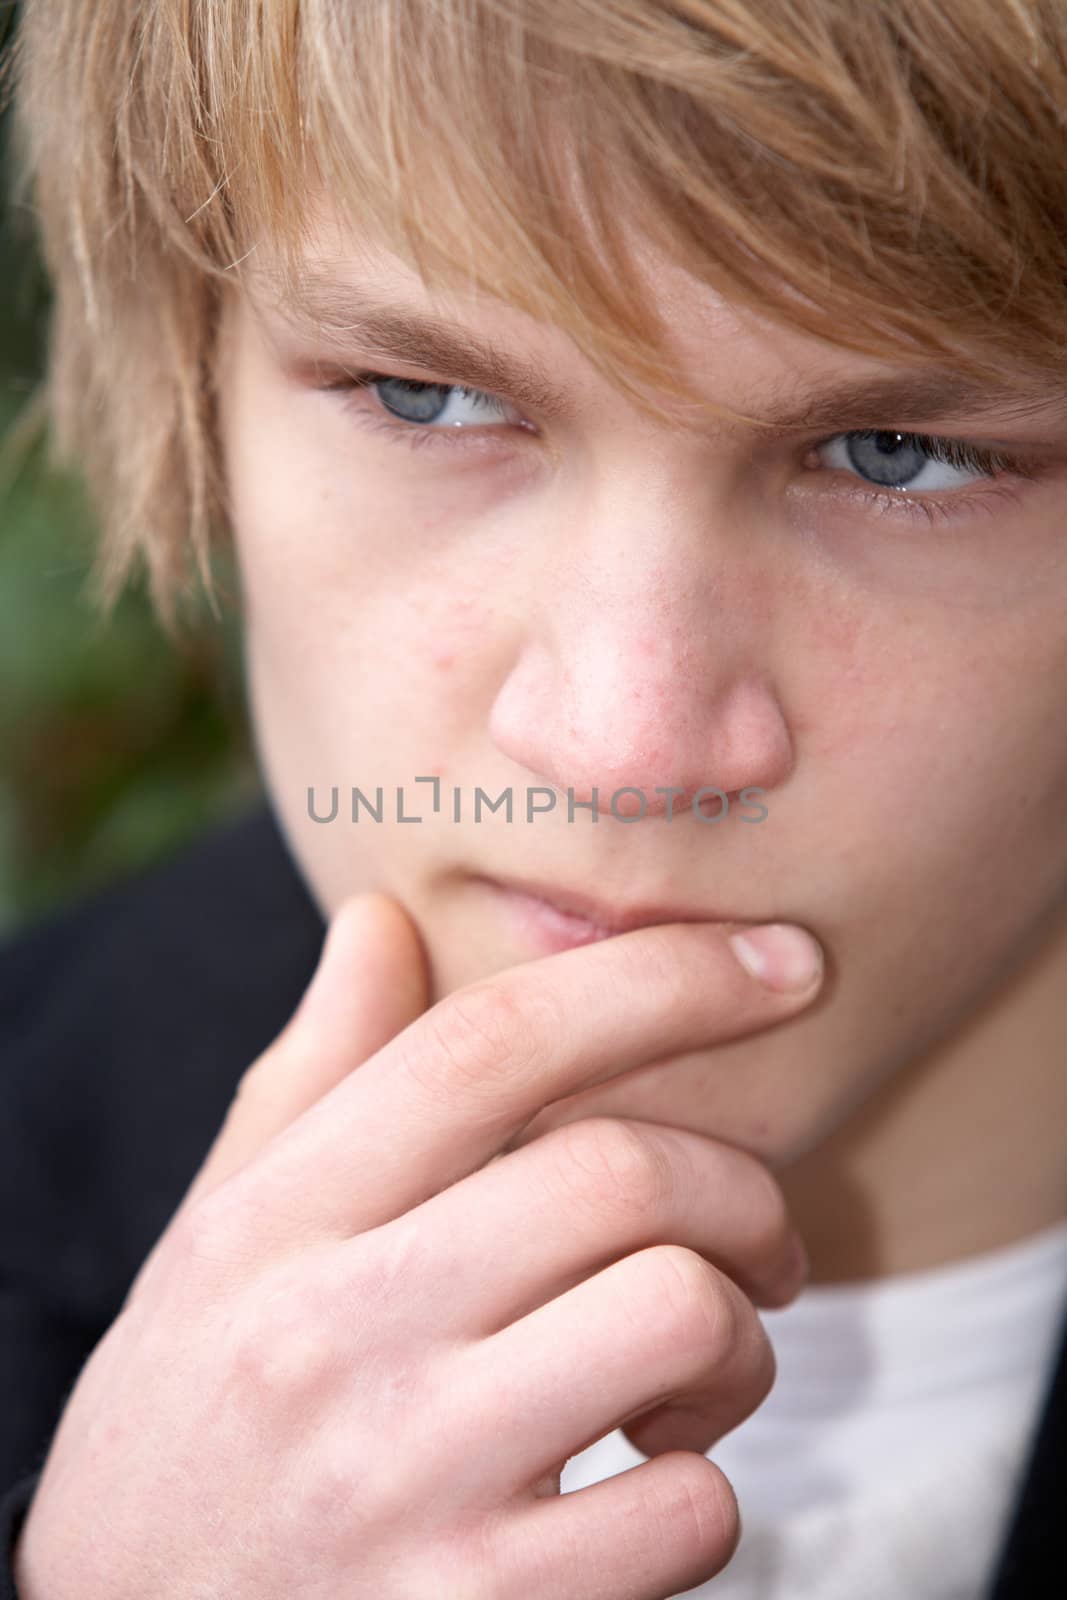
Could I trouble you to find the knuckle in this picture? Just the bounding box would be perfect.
[614,923,695,1006]
[228,1268,335,1403]
[132,1192,254,1318]
[654,1455,739,1568]
[645,1244,740,1357]
[350,1217,430,1322]
[546,1118,677,1222]
[410,977,549,1100]
[172,1184,246,1272]
[174,1170,277,1280]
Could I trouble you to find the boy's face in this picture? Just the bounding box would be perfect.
[215,201,1067,1173]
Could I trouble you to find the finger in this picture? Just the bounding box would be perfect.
[204,918,823,1250]
[379,1117,805,1344]
[180,892,432,1214]
[490,1453,739,1600]
[458,1245,775,1501]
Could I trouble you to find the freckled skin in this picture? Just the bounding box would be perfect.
[216,209,1067,1283]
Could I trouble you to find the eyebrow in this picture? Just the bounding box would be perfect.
[270,279,570,418]
[269,275,1067,437]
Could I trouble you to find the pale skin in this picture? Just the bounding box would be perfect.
[14,197,1067,1595]
[225,205,1067,1278]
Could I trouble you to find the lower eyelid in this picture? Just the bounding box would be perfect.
[827,476,1028,526]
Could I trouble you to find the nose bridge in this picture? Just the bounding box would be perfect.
[548,467,755,722]
[556,562,713,760]
[551,458,732,659]
[488,480,796,809]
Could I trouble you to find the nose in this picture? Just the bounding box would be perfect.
[488,504,795,821]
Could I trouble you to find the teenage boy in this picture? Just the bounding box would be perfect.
[3,2,1066,1595]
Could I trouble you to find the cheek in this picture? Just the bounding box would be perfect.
[400,581,500,677]
[230,464,508,764]
[799,591,1067,806]
[223,377,513,686]
[771,576,1067,954]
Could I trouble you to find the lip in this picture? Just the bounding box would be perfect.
[476,871,730,944]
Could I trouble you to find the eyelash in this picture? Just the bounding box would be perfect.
[325,369,1046,526]
[331,374,514,457]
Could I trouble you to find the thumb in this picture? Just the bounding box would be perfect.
[180,890,432,1214]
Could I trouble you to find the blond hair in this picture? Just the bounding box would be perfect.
[4,0,1067,633]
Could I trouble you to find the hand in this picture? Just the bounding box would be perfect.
[14,894,823,1600]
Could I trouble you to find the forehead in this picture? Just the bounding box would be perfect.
[249,201,793,372]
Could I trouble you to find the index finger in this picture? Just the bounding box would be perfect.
[201,911,823,1252]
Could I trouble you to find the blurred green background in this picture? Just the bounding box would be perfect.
[0,5,260,940]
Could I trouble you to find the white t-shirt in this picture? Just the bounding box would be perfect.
[559,1217,1067,1597]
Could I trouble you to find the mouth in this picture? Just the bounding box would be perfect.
[473,871,733,954]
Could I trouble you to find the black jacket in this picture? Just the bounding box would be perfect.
[0,804,1062,1595]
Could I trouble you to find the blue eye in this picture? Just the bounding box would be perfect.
[321,371,530,456]
[818,429,1010,492]
[360,375,518,429]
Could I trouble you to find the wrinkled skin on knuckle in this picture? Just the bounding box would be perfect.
[614,923,697,1006]
[545,1117,678,1226]
[646,1244,741,1361]
[406,976,552,1107]
[655,1454,740,1571]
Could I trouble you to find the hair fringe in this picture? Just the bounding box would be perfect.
[6,0,1067,628]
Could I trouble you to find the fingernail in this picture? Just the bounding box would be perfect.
[728,924,823,993]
